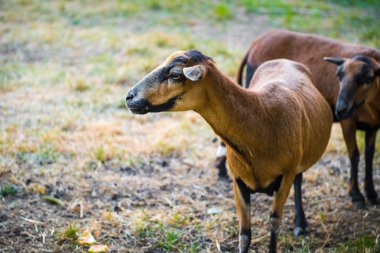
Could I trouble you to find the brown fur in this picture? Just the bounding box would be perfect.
[126,51,333,252]
[237,30,380,206]
[239,30,380,106]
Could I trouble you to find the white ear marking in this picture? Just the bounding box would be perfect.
[183,65,206,81]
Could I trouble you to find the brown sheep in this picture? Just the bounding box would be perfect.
[215,30,380,208]
[125,50,332,252]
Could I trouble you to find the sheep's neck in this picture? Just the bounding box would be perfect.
[195,66,265,166]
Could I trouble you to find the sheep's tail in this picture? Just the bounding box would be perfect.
[236,50,249,87]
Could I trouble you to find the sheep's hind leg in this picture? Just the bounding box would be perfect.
[234,178,251,253]
[215,142,228,178]
[293,173,307,236]
[269,173,295,253]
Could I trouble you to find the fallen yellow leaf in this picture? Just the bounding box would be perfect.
[88,244,109,253]
[78,228,96,245]
[28,183,46,194]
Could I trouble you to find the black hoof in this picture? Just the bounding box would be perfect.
[293,226,307,237]
[352,200,366,209]
[368,198,379,205]
[350,191,365,209]
[367,193,379,205]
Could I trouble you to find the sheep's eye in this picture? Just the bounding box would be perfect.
[171,73,181,80]
[364,75,373,84]
[336,70,344,80]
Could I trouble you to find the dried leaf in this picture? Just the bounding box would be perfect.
[78,228,97,245]
[42,195,65,206]
[101,210,119,226]
[28,183,46,194]
[88,244,109,253]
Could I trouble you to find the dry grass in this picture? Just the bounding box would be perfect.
[1,0,380,252]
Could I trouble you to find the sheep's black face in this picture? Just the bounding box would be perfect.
[126,50,211,114]
[125,63,186,114]
[324,55,380,120]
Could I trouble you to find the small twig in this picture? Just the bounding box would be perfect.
[20,231,33,237]
[20,217,41,232]
[251,234,269,244]
[21,217,43,225]
[165,198,173,207]
[216,240,221,252]
[321,233,331,248]
[40,232,46,244]
[70,199,84,218]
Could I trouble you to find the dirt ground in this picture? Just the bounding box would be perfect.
[1,1,380,252]
[1,127,380,252]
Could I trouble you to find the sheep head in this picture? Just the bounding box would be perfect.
[126,50,212,114]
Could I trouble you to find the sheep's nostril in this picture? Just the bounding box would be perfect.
[126,89,136,101]
[126,93,134,101]
[336,104,347,113]
[126,88,138,101]
[335,99,348,114]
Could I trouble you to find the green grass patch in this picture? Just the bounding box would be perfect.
[238,0,380,47]
[0,184,17,197]
[56,223,80,250]
[94,146,108,164]
[133,212,207,252]
[62,224,79,240]
[213,3,233,20]
[35,145,58,165]
[15,144,59,165]
[334,234,379,252]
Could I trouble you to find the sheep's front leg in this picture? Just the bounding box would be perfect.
[365,129,378,204]
[234,178,251,253]
[341,119,364,208]
[215,142,228,178]
[269,174,295,253]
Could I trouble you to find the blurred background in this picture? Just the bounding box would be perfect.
[1,1,379,252]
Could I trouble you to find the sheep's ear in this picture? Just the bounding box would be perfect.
[183,65,206,81]
[323,57,345,66]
